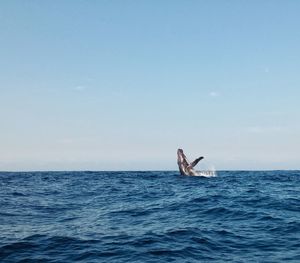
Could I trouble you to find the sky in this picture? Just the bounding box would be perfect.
[1,1,300,171]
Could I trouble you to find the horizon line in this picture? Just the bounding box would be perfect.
[0,169,299,173]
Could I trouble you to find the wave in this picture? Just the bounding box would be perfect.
[0,171,299,262]
[194,170,217,177]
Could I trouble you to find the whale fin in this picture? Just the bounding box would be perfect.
[188,157,204,169]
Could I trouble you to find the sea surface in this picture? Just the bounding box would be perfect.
[0,171,299,263]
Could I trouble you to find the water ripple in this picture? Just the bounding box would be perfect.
[0,171,299,262]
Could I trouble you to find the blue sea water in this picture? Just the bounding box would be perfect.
[0,171,299,263]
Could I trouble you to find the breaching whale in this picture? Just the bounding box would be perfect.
[177,148,204,176]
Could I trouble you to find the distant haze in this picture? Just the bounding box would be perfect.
[1,1,300,171]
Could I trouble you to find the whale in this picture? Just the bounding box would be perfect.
[177,148,204,176]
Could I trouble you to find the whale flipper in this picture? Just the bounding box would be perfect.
[188,157,204,169]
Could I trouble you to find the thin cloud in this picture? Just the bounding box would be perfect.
[260,66,270,73]
[246,126,287,134]
[74,85,87,91]
[209,91,220,97]
[57,138,74,144]
[263,111,284,117]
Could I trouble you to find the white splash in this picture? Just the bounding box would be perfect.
[194,166,217,177]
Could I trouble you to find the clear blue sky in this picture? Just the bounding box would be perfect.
[1,1,299,171]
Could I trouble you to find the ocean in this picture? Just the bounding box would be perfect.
[0,171,299,262]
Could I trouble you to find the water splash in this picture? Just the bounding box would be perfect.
[195,166,217,177]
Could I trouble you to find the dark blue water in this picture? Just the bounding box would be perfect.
[0,171,299,262]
